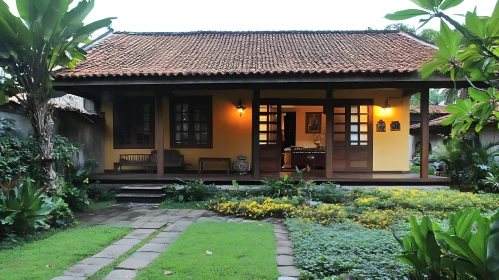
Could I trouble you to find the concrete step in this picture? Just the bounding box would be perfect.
[116,193,166,203]
[120,185,167,194]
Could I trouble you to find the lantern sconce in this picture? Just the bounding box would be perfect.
[382,97,404,114]
[236,99,246,117]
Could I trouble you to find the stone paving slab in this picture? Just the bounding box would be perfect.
[117,252,161,270]
[78,257,114,266]
[275,233,290,241]
[140,222,167,229]
[276,255,295,266]
[196,217,219,222]
[149,236,177,244]
[114,238,142,246]
[149,215,173,222]
[175,209,193,216]
[278,266,301,277]
[187,210,207,217]
[93,245,133,259]
[103,269,137,280]
[276,246,294,255]
[164,221,193,232]
[276,240,292,247]
[53,276,86,280]
[63,264,107,277]
[156,231,181,238]
[137,243,170,253]
[278,277,299,280]
[123,229,155,239]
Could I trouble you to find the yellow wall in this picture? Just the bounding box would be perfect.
[103,89,409,172]
[282,106,326,148]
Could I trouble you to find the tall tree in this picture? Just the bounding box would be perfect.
[0,0,114,189]
[385,23,439,44]
[386,0,499,137]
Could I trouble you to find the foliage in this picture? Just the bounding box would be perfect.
[166,179,218,203]
[482,168,499,193]
[61,178,88,211]
[60,159,104,211]
[394,210,498,280]
[159,199,207,209]
[386,0,499,137]
[286,219,411,279]
[307,182,348,204]
[385,22,438,44]
[135,222,280,280]
[47,201,74,228]
[488,212,499,278]
[207,196,346,225]
[0,0,114,188]
[432,135,499,187]
[86,183,117,202]
[0,226,132,280]
[261,174,301,198]
[87,200,115,211]
[351,188,499,229]
[409,164,436,176]
[0,178,60,235]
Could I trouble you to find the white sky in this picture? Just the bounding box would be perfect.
[4,0,497,35]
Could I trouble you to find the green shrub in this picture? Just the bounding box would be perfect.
[61,179,88,211]
[86,183,117,202]
[0,178,61,235]
[432,135,499,188]
[166,179,217,202]
[286,219,410,279]
[48,201,75,228]
[309,182,348,204]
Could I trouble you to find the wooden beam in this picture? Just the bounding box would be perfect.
[155,92,164,176]
[420,88,429,179]
[252,89,260,179]
[325,89,334,179]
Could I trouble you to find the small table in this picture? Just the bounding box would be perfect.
[198,158,231,174]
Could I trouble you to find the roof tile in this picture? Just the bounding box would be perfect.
[55,30,435,78]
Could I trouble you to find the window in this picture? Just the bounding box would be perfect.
[170,96,212,148]
[350,105,369,146]
[113,97,155,149]
[259,105,278,145]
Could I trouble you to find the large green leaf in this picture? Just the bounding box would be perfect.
[409,0,435,10]
[40,0,68,40]
[465,11,485,38]
[469,88,491,103]
[487,212,499,279]
[439,0,465,10]
[469,216,490,265]
[15,0,36,26]
[385,9,430,20]
[440,234,485,278]
[73,17,115,39]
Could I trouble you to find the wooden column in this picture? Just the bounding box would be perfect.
[252,89,260,179]
[155,92,164,176]
[420,88,429,179]
[325,89,334,179]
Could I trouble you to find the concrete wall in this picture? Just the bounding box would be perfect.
[102,88,411,172]
[0,109,105,173]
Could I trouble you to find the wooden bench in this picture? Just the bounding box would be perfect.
[114,150,188,173]
[198,157,231,174]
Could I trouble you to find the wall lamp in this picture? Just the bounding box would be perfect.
[383,97,404,113]
[236,99,246,117]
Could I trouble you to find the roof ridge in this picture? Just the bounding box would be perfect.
[112,30,400,36]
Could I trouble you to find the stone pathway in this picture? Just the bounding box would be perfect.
[58,204,300,280]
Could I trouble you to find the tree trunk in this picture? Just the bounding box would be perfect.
[26,96,57,190]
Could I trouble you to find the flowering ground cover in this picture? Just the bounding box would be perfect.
[207,187,499,279]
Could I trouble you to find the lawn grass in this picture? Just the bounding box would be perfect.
[135,222,280,280]
[88,200,116,211]
[0,226,132,280]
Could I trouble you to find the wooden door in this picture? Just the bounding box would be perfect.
[259,104,282,171]
[332,102,373,172]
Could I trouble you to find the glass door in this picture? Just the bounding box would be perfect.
[259,104,282,171]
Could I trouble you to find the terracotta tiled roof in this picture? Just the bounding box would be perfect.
[410,114,450,130]
[54,30,436,79]
[410,105,447,114]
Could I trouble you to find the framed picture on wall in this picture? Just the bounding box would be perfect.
[305,112,322,134]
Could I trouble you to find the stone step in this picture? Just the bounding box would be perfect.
[120,185,167,194]
[116,193,166,203]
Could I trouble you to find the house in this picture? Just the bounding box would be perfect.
[409,105,447,126]
[0,94,106,172]
[410,114,499,158]
[52,30,471,184]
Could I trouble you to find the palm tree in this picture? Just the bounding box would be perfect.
[0,0,114,189]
